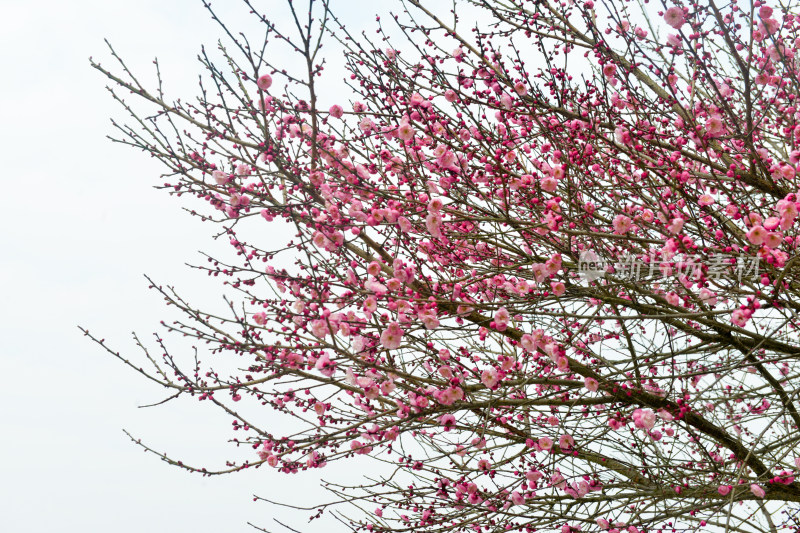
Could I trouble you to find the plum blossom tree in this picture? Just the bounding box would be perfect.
[87,0,800,531]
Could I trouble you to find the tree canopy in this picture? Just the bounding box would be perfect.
[89,0,800,531]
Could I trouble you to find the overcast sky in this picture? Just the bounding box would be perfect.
[0,1,381,531]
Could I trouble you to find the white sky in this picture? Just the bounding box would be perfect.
[0,1,381,531]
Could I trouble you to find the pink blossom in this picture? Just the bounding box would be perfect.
[764,216,781,230]
[551,472,567,489]
[584,377,600,392]
[481,367,500,389]
[309,319,330,338]
[747,225,767,245]
[551,281,566,296]
[762,18,779,35]
[750,484,765,498]
[538,436,554,451]
[410,92,425,106]
[764,232,782,248]
[439,413,456,431]
[228,193,247,208]
[698,288,717,306]
[418,308,440,329]
[520,334,537,352]
[612,215,633,234]
[365,279,387,296]
[256,73,273,90]
[315,353,337,377]
[397,216,412,232]
[212,170,230,185]
[359,117,375,133]
[665,292,680,306]
[780,215,797,231]
[666,33,681,47]
[436,150,457,169]
[426,213,443,238]
[558,434,575,450]
[717,484,732,496]
[731,309,748,327]
[367,261,381,276]
[632,408,656,430]
[698,194,715,206]
[667,218,685,234]
[435,386,463,406]
[494,306,510,331]
[380,322,404,350]
[705,115,724,136]
[363,296,377,314]
[350,440,372,455]
[526,470,543,484]
[664,7,686,29]
[541,176,558,192]
[397,122,415,141]
[329,104,344,118]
